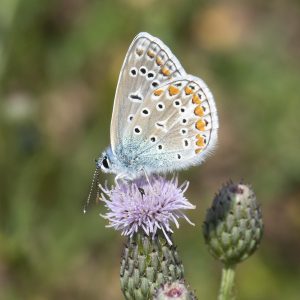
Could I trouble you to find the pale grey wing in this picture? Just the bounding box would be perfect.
[110,32,186,152]
[126,76,218,173]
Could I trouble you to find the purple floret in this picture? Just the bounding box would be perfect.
[100,176,195,244]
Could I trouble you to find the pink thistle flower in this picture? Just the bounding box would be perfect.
[100,176,195,244]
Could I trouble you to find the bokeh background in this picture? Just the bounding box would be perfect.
[1,0,300,299]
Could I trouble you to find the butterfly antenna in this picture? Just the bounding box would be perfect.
[83,168,100,214]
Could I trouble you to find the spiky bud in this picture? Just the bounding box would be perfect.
[154,280,198,300]
[203,182,263,266]
[120,231,185,300]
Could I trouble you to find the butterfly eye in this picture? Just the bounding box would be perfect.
[102,156,110,169]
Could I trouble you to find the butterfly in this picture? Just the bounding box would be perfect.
[86,32,218,210]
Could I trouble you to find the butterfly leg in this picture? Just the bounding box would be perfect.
[114,173,127,186]
[142,168,157,194]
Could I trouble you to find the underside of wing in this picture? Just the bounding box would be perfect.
[110,32,186,152]
[124,76,219,173]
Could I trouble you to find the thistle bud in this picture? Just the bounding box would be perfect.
[120,231,185,300]
[203,182,263,266]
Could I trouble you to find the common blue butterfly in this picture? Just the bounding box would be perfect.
[86,32,218,210]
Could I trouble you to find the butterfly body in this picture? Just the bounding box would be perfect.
[96,32,218,181]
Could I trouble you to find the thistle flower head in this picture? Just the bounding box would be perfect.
[101,176,195,244]
[154,280,197,300]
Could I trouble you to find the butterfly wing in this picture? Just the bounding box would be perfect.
[126,76,218,173]
[110,32,186,152]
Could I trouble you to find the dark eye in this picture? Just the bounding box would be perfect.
[102,156,109,169]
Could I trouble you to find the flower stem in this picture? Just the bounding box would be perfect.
[218,265,236,300]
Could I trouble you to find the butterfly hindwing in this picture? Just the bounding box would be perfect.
[110,32,186,151]
[126,76,219,173]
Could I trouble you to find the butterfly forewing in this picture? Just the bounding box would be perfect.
[110,32,186,152]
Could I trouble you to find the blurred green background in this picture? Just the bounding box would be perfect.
[1,0,300,299]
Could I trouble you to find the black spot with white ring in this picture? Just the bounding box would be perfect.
[134,126,142,134]
[173,100,181,107]
[177,154,181,159]
[152,81,159,88]
[156,122,165,129]
[156,102,165,111]
[128,115,134,122]
[147,71,155,79]
[140,66,147,75]
[157,144,163,150]
[129,93,143,102]
[150,136,156,142]
[141,108,150,116]
[130,68,137,77]
[180,128,187,135]
[181,118,188,124]
[184,139,189,147]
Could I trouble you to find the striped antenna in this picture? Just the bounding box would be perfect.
[84,168,100,214]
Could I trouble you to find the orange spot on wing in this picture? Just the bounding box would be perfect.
[168,85,180,96]
[156,57,163,66]
[161,66,171,76]
[196,135,205,147]
[147,50,155,58]
[192,94,201,104]
[154,89,163,96]
[195,148,202,154]
[185,86,193,95]
[194,105,204,116]
[196,119,206,131]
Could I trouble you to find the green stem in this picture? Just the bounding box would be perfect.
[0,0,21,82]
[218,265,236,300]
